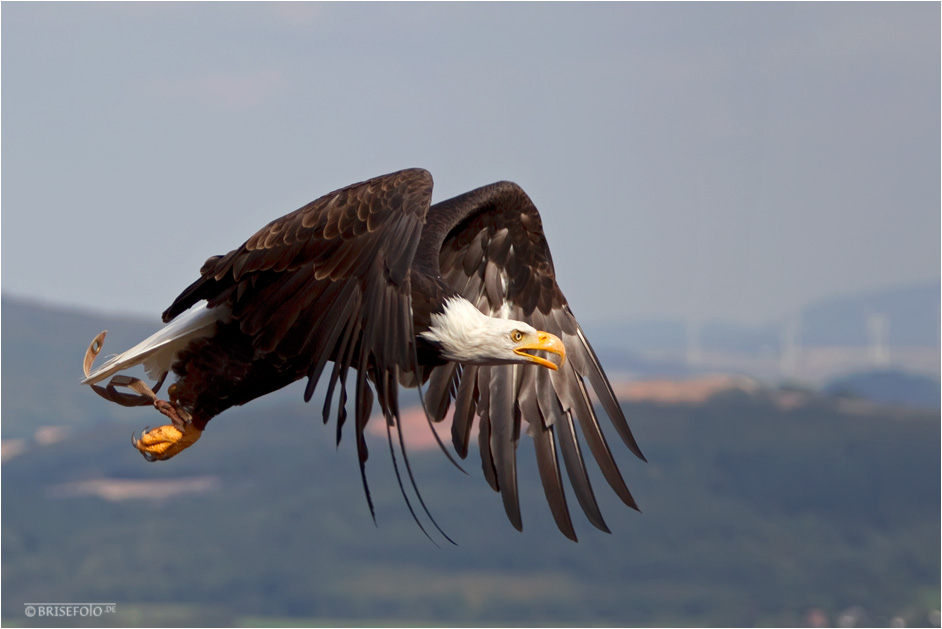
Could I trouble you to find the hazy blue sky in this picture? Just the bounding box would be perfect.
[2,2,939,325]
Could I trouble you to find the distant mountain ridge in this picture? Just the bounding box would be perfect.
[3,283,939,439]
[801,281,940,346]
[594,280,940,352]
[824,369,941,410]
[1,296,161,439]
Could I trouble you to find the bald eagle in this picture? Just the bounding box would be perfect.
[82,168,645,541]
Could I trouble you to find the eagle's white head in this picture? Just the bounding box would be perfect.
[421,298,566,369]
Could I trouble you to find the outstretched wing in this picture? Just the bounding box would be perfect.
[422,181,646,541]
[163,168,437,529]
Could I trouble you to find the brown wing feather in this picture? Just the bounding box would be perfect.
[422,181,645,540]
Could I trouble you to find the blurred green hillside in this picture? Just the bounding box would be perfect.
[2,298,940,627]
[3,395,939,627]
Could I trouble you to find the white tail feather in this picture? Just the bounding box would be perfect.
[81,302,228,385]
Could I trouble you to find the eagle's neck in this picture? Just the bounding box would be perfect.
[419,297,507,364]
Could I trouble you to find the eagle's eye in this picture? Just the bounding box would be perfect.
[511,330,524,343]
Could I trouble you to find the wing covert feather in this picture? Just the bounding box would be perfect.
[161,169,435,526]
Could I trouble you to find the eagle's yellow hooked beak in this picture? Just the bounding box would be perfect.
[514,331,567,370]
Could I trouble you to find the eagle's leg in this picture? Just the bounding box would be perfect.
[83,332,205,461]
[132,385,203,462]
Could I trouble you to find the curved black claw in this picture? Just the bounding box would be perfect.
[132,428,159,462]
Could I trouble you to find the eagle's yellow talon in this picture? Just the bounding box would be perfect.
[133,423,201,461]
